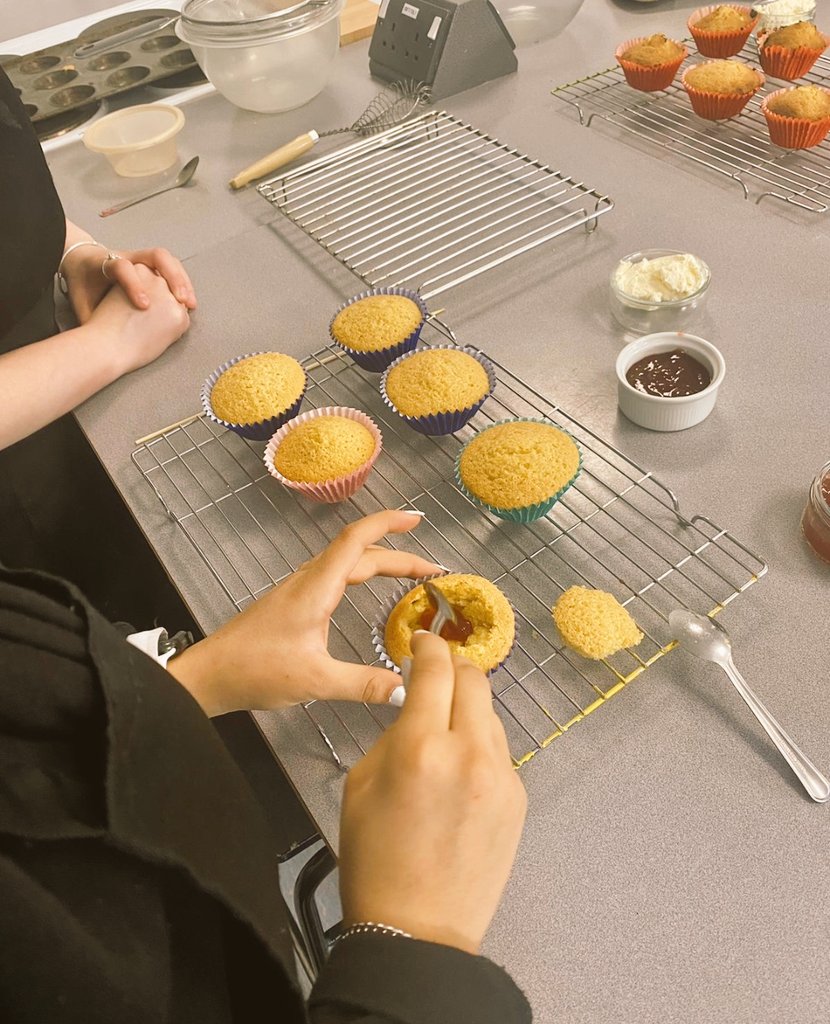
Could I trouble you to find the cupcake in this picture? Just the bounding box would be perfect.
[552,586,643,660]
[263,406,382,503]
[758,21,829,80]
[682,59,764,119]
[330,288,427,372]
[762,84,830,147]
[380,345,496,436]
[376,573,515,674]
[688,5,758,58]
[455,419,582,523]
[616,34,688,91]
[202,352,306,441]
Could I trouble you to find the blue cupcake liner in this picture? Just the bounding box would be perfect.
[201,352,306,441]
[371,575,517,682]
[454,417,583,523]
[379,345,497,436]
[329,287,428,373]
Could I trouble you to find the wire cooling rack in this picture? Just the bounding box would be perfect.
[553,41,830,212]
[257,109,614,300]
[132,321,767,768]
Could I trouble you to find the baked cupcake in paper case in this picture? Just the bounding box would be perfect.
[455,418,582,523]
[616,35,688,92]
[758,21,830,80]
[201,351,306,441]
[682,60,764,119]
[263,406,382,503]
[688,5,758,58]
[329,287,428,372]
[762,84,830,147]
[372,573,516,676]
[380,345,496,436]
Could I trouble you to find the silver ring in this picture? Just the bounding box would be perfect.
[101,252,122,281]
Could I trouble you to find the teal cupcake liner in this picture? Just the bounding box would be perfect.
[371,575,517,683]
[201,352,306,442]
[379,345,497,436]
[329,287,428,373]
[454,417,583,523]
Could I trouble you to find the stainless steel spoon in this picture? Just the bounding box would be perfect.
[669,609,830,803]
[99,156,199,218]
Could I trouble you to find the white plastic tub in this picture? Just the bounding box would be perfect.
[82,103,184,177]
[176,0,345,113]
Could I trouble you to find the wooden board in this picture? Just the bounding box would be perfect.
[340,0,379,45]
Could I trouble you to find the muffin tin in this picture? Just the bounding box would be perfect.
[3,8,202,124]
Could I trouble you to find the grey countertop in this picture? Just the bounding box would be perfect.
[26,0,830,1020]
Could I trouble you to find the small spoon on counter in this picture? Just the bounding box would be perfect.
[669,609,830,803]
[99,156,199,218]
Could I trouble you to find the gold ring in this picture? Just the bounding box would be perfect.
[101,252,122,281]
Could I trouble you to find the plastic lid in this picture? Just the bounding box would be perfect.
[179,0,340,41]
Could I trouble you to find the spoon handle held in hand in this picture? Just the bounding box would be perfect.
[722,657,830,803]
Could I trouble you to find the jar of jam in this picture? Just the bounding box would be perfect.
[801,460,830,564]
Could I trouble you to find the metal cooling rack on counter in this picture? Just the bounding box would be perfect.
[553,41,830,213]
[132,319,767,769]
[256,110,614,300]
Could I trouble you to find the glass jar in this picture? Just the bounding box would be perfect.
[801,460,830,564]
[755,0,817,33]
[609,249,711,335]
[492,0,585,47]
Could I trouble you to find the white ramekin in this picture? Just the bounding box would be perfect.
[616,332,726,432]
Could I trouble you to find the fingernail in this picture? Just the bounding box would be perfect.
[389,685,406,707]
[413,629,431,636]
[177,288,188,301]
[139,293,149,307]
[434,564,451,572]
[402,509,425,517]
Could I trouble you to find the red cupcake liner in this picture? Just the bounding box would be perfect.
[681,64,764,119]
[615,37,688,92]
[263,406,382,504]
[762,87,830,148]
[757,33,830,80]
[688,5,758,58]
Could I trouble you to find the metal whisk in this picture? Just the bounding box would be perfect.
[229,80,430,190]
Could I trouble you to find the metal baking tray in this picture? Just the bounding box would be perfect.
[3,8,200,124]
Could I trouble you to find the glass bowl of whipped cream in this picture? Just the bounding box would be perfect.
[609,249,710,335]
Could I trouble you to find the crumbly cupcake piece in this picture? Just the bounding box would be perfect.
[384,573,515,673]
[767,83,830,118]
[684,59,761,93]
[693,6,752,31]
[385,348,490,417]
[331,295,423,353]
[459,421,580,511]
[621,34,685,67]
[274,415,376,484]
[210,353,305,426]
[553,586,643,660]
[762,20,825,49]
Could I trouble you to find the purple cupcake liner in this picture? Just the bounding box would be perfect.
[201,351,306,441]
[379,345,497,436]
[371,575,517,682]
[454,418,583,523]
[329,287,428,373]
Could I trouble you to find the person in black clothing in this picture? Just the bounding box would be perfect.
[0,63,532,1023]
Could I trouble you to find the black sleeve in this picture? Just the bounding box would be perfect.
[310,933,532,1024]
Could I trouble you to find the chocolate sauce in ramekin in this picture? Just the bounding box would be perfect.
[626,348,711,398]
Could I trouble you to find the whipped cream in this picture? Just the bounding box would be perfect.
[753,0,816,30]
[614,253,708,303]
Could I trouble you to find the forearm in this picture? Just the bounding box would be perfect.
[0,324,122,448]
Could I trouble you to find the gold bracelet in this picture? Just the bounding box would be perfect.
[336,922,413,944]
[56,240,106,295]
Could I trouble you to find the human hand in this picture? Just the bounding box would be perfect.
[168,510,445,717]
[83,263,190,375]
[63,240,196,323]
[339,631,527,955]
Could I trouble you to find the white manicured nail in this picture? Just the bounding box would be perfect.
[389,685,407,707]
[402,509,425,516]
[434,564,451,572]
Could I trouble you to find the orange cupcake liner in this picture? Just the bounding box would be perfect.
[688,5,759,58]
[681,65,764,120]
[615,37,688,92]
[762,87,830,148]
[757,33,830,81]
